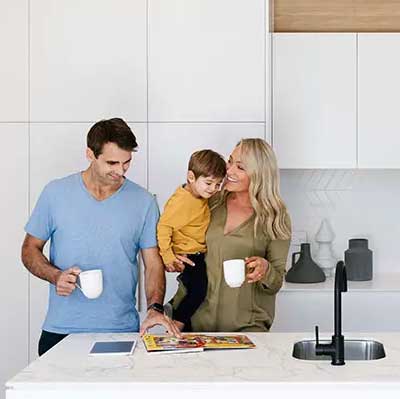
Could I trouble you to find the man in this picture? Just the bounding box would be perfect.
[21,118,180,356]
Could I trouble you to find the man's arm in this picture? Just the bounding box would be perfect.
[141,246,166,306]
[139,247,181,337]
[21,233,81,296]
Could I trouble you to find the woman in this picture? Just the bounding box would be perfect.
[170,138,291,332]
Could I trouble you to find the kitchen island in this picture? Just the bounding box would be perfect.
[6,332,400,399]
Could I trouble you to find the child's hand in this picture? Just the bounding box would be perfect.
[165,261,180,272]
[165,258,185,273]
[165,255,195,273]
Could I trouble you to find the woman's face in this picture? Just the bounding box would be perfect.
[225,146,250,193]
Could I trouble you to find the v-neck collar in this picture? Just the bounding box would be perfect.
[222,198,255,236]
[78,172,127,203]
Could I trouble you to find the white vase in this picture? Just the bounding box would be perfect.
[315,219,337,278]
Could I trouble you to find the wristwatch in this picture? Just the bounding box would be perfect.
[147,302,165,314]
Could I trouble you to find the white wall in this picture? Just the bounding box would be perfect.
[0,0,267,396]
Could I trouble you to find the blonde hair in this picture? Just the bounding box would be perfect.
[216,138,290,240]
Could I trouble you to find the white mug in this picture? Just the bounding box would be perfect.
[76,269,103,299]
[223,259,245,288]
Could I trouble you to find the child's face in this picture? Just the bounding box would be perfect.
[189,175,223,199]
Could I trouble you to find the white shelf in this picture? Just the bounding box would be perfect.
[281,273,400,292]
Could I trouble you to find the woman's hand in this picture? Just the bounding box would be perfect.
[245,256,269,283]
[165,255,195,273]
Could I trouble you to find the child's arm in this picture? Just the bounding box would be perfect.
[157,195,192,268]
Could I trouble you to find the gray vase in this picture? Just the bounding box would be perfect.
[286,243,326,283]
[344,239,373,281]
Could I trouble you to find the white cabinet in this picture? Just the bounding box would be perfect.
[30,0,147,122]
[0,0,28,121]
[148,0,265,122]
[0,125,29,399]
[358,34,400,168]
[273,34,357,168]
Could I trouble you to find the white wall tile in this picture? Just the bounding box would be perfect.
[0,125,28,394]
[0,0,28,121]
[30,0,147,122]
[28,122,147,360]
[148,122,265,301]
[148,0,265,122]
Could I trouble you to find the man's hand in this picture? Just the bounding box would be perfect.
[55,267,81,296]
[139,309,183,338]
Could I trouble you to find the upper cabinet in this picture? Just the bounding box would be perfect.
[273,33,357,168]
[148,0,265,123]
[0,0,28,121]
[358,34,400,168]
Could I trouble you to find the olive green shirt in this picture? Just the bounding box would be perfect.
[172,198,291,332]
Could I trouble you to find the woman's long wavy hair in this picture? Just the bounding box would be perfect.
[216,138,291,240]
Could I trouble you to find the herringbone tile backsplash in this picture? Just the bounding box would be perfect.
[280,169,400,273]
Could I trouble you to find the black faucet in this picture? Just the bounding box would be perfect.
[314,261,348,365]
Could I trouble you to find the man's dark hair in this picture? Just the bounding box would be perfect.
[87,118,138,158]
[188,149,226,180]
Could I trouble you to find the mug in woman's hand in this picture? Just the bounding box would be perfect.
[76,269,103,299]
[223,259,245,288]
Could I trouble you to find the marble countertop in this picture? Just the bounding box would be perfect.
[6,332,400,391]
[281,273,400,292]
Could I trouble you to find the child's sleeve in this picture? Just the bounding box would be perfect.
[157,195,192,265]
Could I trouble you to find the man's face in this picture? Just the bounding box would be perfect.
[87,142,132,185]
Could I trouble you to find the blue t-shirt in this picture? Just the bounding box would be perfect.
[25,173,159,334]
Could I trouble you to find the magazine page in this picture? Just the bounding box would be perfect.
[142,334,255,352]
[142,334,204,352]
[194,334,256,349]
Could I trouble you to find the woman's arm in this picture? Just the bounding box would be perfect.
[261,237,291,294]
[261,213,291,293]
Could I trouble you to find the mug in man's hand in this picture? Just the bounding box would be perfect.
[223,259,245,288]
[76,269,103,299]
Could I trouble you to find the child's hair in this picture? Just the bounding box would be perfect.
[188,149,226,180]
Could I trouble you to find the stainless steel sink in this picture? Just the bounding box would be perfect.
[293,339,385,361]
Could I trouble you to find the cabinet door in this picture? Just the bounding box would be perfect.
[0,126,29,395]
[273,34,357,168]
[358,34,400,168]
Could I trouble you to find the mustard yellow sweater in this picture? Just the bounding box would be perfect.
[157,186,210,265]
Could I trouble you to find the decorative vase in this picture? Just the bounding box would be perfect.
[345,238,373,281]
[285,243,326,283]
[315,219,337,278]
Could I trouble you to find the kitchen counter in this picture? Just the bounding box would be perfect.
[6,332,400,399]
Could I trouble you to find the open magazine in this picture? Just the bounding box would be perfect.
[142,334,256,353]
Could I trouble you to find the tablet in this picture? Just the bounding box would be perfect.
[89,340,137,356]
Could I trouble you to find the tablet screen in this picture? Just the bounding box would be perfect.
[89,340,136,356]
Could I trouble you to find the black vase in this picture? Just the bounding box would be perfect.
[345,239,373,281]
[285,243,326,283]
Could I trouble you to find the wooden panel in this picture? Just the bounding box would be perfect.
[274,0,400,32]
